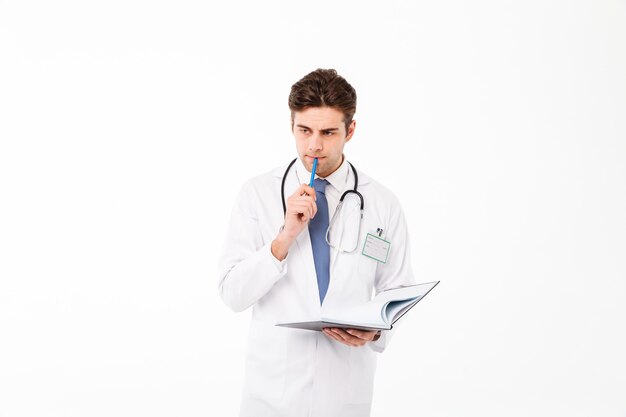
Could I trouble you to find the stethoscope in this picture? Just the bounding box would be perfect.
[281,157,364,253]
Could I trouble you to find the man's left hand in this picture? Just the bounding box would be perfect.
[322,328,380,347]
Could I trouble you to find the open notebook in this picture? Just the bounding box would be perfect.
[277,281,439,331]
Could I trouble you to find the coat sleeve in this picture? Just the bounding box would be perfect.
[218,180,288,312]
[368,195,417,353]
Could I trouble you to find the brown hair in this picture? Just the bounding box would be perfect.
[288,69,357,132]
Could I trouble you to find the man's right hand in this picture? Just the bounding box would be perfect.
[271,184,317,261]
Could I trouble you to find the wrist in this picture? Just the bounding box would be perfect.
[271,226,295,261]
[278,224,298,242]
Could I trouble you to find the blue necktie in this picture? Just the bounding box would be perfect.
[309,178,330,304]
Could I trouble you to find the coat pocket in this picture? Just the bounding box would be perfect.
[348,347,377,404]
[244,319,288,399]
[356,252,378,289]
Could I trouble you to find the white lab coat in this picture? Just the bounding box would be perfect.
[218,157,416,417]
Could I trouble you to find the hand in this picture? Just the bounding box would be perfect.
[283,183,317,237]
[271,184,317,261]
[322,328,380,347]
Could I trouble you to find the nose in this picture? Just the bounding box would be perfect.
[307,132,323,152]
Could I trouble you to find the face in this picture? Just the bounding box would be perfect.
[292,106,356,178]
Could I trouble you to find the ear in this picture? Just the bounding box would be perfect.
[345,120,356,142]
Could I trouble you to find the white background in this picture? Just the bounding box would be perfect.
[1,1,625,416]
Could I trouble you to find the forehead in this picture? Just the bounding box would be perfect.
[293,106,345,129]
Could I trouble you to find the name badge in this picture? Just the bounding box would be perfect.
[362,233,391,263]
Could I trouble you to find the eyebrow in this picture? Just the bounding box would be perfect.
[296,124,339,132]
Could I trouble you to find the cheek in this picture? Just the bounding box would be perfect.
[294,137,306,151]
[299,143,310,156]
[329,142,342,155]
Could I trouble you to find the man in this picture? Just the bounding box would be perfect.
[218,69,415,417]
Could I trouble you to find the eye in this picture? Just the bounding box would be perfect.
[300,128,310,134]
[323,131,334,136]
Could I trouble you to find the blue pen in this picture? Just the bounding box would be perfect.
[309,157,318,187]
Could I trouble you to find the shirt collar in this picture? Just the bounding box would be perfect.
[295,155,350,193]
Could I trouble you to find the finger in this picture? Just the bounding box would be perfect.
[288,201,312,214]
[288,198,316,214]
[296,203,314,221]
[325,329,355,347]
[299,200,317,219]
[340,329,367,347]
[331,328,361,347]
[293,194,315,202]
[288,209,308,222]
[289,201,316,219]
[288,195,315,207]
[302,185,316,199]
[345,329,376,341]
[322,329,341,343]
[294,184,309,195]
[294,184,316,198]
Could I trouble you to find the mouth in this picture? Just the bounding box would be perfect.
[305,155,325,161]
